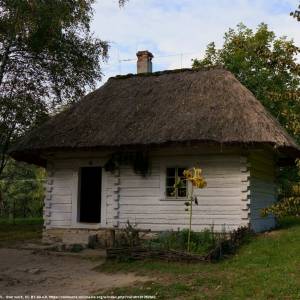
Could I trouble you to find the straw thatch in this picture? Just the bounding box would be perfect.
[10,67,300,165]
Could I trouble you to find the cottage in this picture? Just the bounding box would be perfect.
[10,51,300,245]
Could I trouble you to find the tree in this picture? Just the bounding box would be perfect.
[193,23,300,218]
[119,0,129,6]
[0,0,112,177]
[290,2,300,21]
[0,159,45,220]
[192,23,300,145]
[260,159,300,219]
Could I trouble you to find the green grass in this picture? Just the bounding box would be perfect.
[0,217,43,246]
[0,217,43,225]
[99,218,300,300]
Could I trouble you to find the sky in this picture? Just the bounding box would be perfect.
[92,0,300,83]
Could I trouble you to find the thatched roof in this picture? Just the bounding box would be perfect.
[10,67,300,165]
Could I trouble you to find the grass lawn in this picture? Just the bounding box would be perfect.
[0,217,43,246]
[99,218,300,300]
[2,217,300,299]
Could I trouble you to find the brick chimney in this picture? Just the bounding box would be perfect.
[136,50,154,74]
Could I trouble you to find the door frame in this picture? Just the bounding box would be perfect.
[71,161,107,229]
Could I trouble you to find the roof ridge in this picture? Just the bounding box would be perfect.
[110,65,225,80]
[10,65,300,166]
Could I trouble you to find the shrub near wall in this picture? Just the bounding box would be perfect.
[107,226,253,262]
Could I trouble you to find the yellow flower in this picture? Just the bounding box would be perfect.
[183,167,207,189]
[183,169,193,179]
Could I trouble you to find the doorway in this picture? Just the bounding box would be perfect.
[78,166,102,223]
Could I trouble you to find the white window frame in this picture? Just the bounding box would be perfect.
[165,167,188,199]
[158,160,189,201]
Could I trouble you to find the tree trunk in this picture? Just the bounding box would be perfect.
[0,188,3,217]
[0,42,11,86]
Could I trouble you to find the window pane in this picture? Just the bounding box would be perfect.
[180,180,187,187]
[167,168,176,177]
[178,168,186,177]
[166,187,176,197]
[178,188,187,197]
[166,177,176,187]
[178,168,187,188]
[166,167,188,198]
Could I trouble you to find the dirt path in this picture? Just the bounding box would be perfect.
[0,248,149,296]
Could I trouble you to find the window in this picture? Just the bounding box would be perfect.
[78,167,102,223]
[166,167,187,198]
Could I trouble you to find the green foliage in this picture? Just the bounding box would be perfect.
[147,227,252,259]
[277,166,300,191]
[114,221,141,247]
[69,244,85,253]
[0,217,43,225]
[192,23,300,144]
[261,196,300,218]
[193,22,300,200]
[277,216,300,229]
[0,0,108,105]
[0,0,127,224]
[290,2,300,21]
[0,0,109,176]
[104,152,150,177]
[118,0,129,6]
[262,162,300,218]
[149,229,217,256]
[0,159,45,219]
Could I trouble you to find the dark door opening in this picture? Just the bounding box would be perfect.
[78,167,102,223]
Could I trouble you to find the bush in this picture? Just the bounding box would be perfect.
[69,244,85,253]
[114,221,141,247]
[107,226,253,262]
[146,228,218,256]
[261,197,300,218]
[145,226,253,258]
[209,226,253,260]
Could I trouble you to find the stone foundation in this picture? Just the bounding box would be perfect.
[43,227,156,248]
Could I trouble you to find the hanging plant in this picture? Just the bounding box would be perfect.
[104,151,150,177]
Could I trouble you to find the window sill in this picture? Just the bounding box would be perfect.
[160,198,188,202]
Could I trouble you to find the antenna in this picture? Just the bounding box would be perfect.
[180,53,183,69]
[102,49,204,75]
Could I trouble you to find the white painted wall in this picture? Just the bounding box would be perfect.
[249,151,276,232]
[44,157,110,229]
[114,154,250,232]
[44,169,73,228]
[44,148,277,233]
